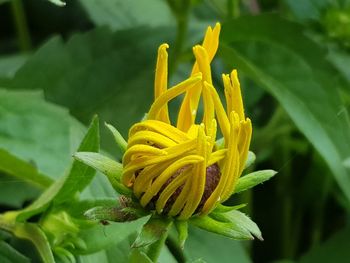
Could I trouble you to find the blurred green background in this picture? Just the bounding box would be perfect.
[1,0,350,262]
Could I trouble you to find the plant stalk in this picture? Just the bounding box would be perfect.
[167,0,190,75]
[11,0,32,52]
[227,0,240,19]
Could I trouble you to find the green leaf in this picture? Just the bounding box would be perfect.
[0,54,28,78]
[74,152,131,195]
[132,217,172,248]
[190,210,262,241]
[344,157,350,168]
[283,0,329,22]
[53,116,100,203]
[0,241,30,263]
[74,216,149,254]
[79,0,175,30]
[15,117,99,222]
[221,14,350,202]
[299,225,350,263]
[129,249,153,263]
[0,0,9,5]
[0,89,83,179]
[7,27,174,156]
[80,172,116,200]
[234,170,277,194]
[185,227,251,263]
[0,174,40,209]
[12,223,55,263]
[0,149,52,189]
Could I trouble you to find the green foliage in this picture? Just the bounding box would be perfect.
[74,152,131,195]
[0,241,29,263]
[1,0,350,262]
[0,90,82,178]
[0,149,52,189]
[185,227,251,263]
[79,0,175,30]
[9,223,55,263]
[14,116,99,222]
[48,0,65,7]
[132,217,172,248]
[221,14,350,201]
[299,225,350,262]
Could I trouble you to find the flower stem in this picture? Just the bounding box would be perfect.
[147,219,172,262]
[11,0,32,52]
[167,0,190,75]
[165,235,186,263]
[227,0,240,19]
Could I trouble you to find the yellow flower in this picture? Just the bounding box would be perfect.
[122,23,252,220]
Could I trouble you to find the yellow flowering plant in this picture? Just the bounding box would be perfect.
[75,23,276,260]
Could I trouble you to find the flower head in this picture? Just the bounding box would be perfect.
[122,23,252,220]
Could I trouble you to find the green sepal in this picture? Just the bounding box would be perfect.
[84,206,144,223]
[84,196,147,223]
[190,209,262,241]
[73,152,132,196]
[174,220,188,249]
[132,216,172,248]
[105,122,127,153]
[234,169,277,194]
[244,151,256,169]
[213,203,247,213]
[216,137,256,169]
[215,137,225,149]
[53,247,75,263]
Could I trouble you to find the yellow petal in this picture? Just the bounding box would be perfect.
[205,82,230,142]
[201,111,240,215]
[122,138,197,186]
[127,130,177,148]
[223,70,245,120]
[140,155,204,207]
[168,177,192,217]
[176,23,221,132]
[123,144,167,164]
[148,73,202,121]
[154,43,170,123]
[156,169,190,213]
[133,162,170,198]
[130,120,190,143]
[179,125,207,219]
[207,149,227,166]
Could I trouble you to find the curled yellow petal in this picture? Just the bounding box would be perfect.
[148,73,202,121]
[154,43,170,123]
